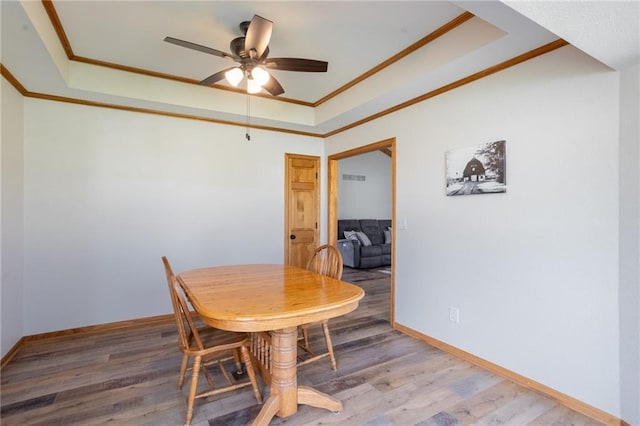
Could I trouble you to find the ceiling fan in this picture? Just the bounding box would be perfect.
[164,15,328,96]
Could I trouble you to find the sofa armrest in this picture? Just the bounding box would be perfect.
[337,239,360,268]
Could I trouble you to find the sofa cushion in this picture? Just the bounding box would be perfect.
[360,244,382,257]
[359,220,383,245]
[355,231,372,246]
[338,220,361,239]
[381,243,391,255]
[360,256,383,269]
[344,230,359,241]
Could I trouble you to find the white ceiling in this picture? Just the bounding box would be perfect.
[2,1,638,136]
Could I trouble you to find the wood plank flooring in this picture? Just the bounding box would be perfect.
[1,268,603,425]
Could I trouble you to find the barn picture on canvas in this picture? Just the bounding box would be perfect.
[446,140,506,196]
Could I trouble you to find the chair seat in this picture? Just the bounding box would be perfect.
[190,327,249,361]
[196,327,247,348]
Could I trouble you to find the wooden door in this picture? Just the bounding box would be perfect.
[284,154,319,268]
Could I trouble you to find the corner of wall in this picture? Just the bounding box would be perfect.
[1,76,26,358]
[618,63,640,426]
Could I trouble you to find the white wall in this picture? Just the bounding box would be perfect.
[22,100,323,335]
[1,76,25,358]
[618,63,640,426]
[327,46,622,417]
[337,151,391,220]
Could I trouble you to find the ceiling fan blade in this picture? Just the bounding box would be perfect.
[164,36,237,61]
[245,15,273,59]
[264,58,328,72]
[199,67,235,86]
[262,73,285,96]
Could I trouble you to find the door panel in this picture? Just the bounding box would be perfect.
[285,154,319,268]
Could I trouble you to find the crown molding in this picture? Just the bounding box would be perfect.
[313,11,475,107]
[41,0,473,108]
[2,39,567,139]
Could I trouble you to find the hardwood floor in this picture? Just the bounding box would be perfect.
[1,268,603,426]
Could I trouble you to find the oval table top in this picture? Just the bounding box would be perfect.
[177,264,365,332]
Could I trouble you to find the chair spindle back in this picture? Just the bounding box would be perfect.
[306,244,343,280]
[162,256,205,351]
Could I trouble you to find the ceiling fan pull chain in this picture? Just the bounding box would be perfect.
[245,91,251,141]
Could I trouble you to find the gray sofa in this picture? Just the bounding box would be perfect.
[337,219,391,269]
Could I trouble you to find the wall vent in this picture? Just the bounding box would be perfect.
[343,174,366,182]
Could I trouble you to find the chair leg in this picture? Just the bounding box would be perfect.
[185,355,201,426]
[322,321,337,371]
[240,345,263,404]
[233,348,243,374]
[203,362,217,390]
[302,326,310,349]
[178,354,189,389]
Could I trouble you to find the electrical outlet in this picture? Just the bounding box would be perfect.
[449,307,459,323]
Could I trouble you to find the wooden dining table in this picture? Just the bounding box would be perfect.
[176,263,365,425]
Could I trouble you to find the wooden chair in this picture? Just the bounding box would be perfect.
[162,256,262,426]
[298,244,344,370]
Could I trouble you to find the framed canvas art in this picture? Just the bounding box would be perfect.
[446,140,506,196]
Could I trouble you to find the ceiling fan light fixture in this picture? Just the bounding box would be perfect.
[225,67,244,87]
[251,66,270,86]
[165,14,327,97]
[247,78,262,94]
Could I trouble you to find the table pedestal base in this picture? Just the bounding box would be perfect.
[251,327,343,426]
[253,386,342,425]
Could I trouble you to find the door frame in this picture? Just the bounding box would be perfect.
[327,137,396,327]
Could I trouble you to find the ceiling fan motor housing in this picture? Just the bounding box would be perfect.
[239,20,251,35]
[230,37,248,58]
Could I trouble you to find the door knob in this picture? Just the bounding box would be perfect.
[290,234,296,240]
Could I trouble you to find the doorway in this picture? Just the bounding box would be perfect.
[327,138,395,326]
